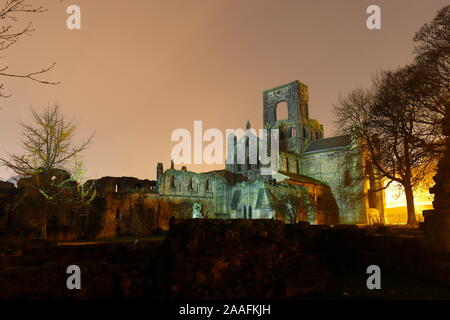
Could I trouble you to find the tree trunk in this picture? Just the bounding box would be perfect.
[404,183,417,226]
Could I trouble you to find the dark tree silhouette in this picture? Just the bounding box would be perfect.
[333,6,448,225]
[0,0,58,100]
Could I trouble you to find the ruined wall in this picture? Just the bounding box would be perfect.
[424,107,450,252]
[263,81,324,157]
[228,179,272,219]
[90,176,157,198]
[302,148,368,224]
[278,151,302,174]
[268,173,340,225]
[0,182,16,228]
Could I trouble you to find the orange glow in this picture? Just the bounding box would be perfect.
[384,181,434,224]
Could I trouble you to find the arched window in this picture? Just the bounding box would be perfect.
[246,137,251,170]
[344,170,351,186]
[115,184,119,193]
[188,178,194,191]
[170,175,176,190]
[205,179,210,191]
[248,206,252,219]
[291,127,296,137]
[276,101,288,121]
[233,136,238,164]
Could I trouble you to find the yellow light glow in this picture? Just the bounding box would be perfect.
[383,180,434,224]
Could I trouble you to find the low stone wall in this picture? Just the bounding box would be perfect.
[156,219,329,299]
[0,220,449,300]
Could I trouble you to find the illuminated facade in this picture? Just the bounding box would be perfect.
[158,81,385,224]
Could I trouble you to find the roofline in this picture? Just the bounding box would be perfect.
[303,145,350,154]
[262,80,300,94]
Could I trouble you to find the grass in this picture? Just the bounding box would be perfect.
[56,234,167,246]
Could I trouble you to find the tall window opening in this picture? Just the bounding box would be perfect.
[170,175,176,190]
[291,127,297,137]
[344,170,351,186]
[276,101,288,121]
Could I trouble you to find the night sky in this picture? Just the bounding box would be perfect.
[0,0,447,180]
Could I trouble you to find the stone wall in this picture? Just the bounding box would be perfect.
[89,176,157,198]
[301,145,385,224]
[0,181,16,228]
[424,106,450,252]
[1,220,449,300]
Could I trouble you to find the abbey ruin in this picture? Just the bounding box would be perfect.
[0,80,386,240]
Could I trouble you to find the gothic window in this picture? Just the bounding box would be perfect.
[205,179,210,191]
[233,136,238,164]
[188,178,194,191]
[291,127,296,137]
[276,101,288,121]
[170,175,176,190]
[243,205,247,219]
[246,137,251,170]
[115,184,119,193]
[344,170,351,186]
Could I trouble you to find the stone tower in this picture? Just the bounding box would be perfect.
[263,80,323,156]
[156,162,164,182]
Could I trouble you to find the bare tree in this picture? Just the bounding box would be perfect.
[413,5,449,117]
[332,7,448,226]
[270,186,312,224]
[0,104,95,206]
[177,198,195,219]
[0,0,58,100]
[334,68,441,225]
